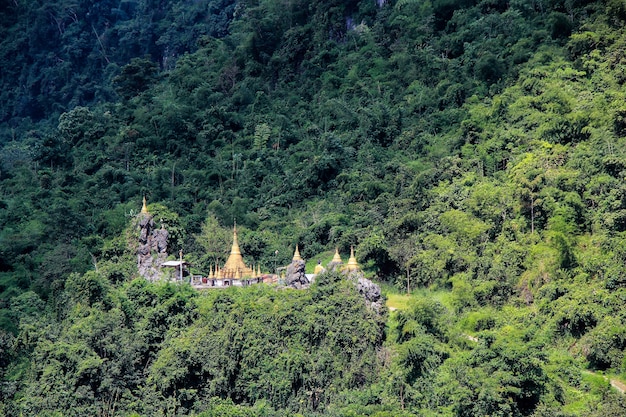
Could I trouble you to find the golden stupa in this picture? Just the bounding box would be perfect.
[346,246,359,271]
[332,247,343,263]
[214,225,255,279]
[292,245,303,261]
[141,196,149,214]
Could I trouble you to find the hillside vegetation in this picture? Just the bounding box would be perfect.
[3,0,626,415]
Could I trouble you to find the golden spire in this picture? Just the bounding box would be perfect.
[347,246,359,271]
[141,196,149,214]
[293,244,303,261]
[209,265,214,279]
[257,264,261,277]
[231,223,241,256]
[332,247,342,263]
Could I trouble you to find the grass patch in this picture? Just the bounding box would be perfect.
[581,371,610,392]
[383,285,457,313]
[560,371,610,414]
[386,293,412,311]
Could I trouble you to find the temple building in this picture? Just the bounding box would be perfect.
[140,191,363,287]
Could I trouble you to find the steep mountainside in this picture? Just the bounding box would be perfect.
[3,0,626,415]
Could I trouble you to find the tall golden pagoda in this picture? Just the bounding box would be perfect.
[215,225,255,279]
[346,246,359,271]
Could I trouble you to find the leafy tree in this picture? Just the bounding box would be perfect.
[112,57,159,100]
[192,213,232,272]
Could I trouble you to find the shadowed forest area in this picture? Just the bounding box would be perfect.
[3,0,626,415]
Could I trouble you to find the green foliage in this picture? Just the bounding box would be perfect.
[5,272,384,415]
[3,0,626,415]
[112,57,159,100]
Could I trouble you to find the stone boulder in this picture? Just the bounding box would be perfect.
[343,269,384,313]
[285,259,309,289]
[355,276,384,313]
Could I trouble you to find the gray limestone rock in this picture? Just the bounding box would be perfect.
[153,227,168,253]
[356,276,384,312]
[139,227,149,244]
[137,244,150,256]
[136,213,169,281]
[285,259,309,289]
[344,270,384,313]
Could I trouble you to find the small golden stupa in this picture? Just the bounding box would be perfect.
[141,196,149,214]
[332,247,343,263]
[346,246,359,271]
[214,225,256,279]
[292,245,303,261]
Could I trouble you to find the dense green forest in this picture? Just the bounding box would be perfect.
[4,0,626,415]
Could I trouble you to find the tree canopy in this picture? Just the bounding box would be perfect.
[3,0,626,415]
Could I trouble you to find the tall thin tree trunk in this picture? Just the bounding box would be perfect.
[530,196,535,234]
[406,265,410,294]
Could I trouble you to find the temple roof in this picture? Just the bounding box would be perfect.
[161,260,189,267]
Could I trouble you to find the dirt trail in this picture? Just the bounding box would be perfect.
[610,377,626,394]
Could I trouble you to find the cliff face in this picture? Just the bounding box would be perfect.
[137,214,169,281]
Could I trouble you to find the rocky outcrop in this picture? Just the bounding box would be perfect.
[137,213,169,281]
[285,259,309,289]
[341,269,384,313]
[354,275,384,313]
